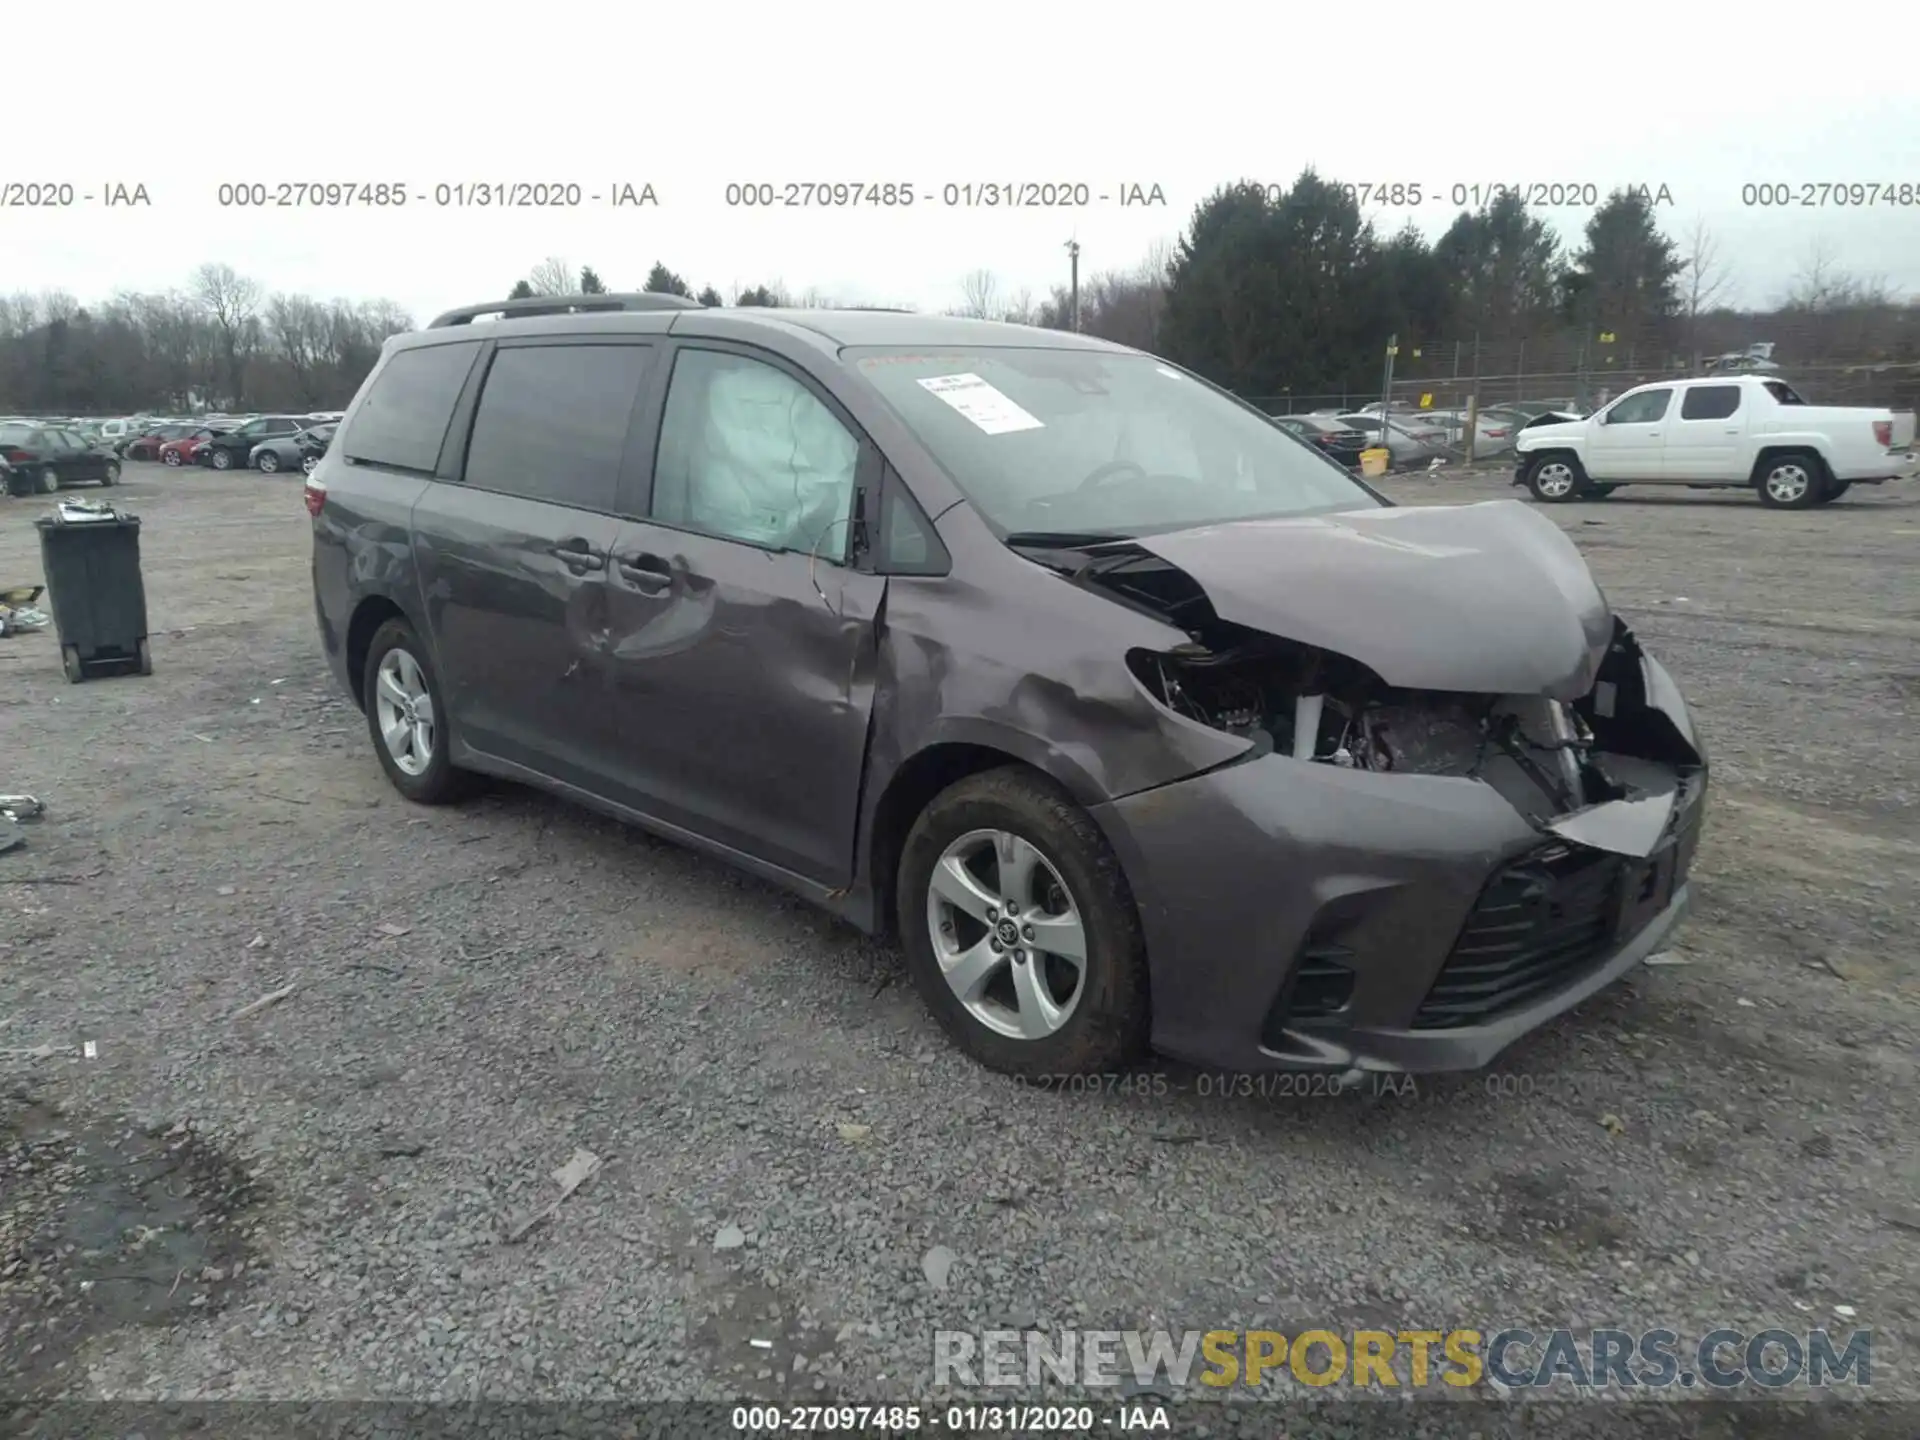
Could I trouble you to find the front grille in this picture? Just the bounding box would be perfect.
[1411,845,1628,1029]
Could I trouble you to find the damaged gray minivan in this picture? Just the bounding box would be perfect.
[309,295,1707,1082]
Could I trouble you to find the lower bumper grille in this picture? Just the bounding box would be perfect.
[1411,845,1629,1029]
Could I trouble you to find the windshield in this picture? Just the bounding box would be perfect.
[848,347,1377,538]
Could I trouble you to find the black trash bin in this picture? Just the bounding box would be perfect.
[35,504,152,684]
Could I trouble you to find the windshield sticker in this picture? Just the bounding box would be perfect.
[916,373,1045,435]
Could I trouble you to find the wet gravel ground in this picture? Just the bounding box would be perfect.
[1,464,1916,1434]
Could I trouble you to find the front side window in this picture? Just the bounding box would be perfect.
[1606,388,1672,424]
[849,347,1377,538]
[651,349,860,558]
[462,343,652,511]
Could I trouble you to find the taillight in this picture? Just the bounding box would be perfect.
[2,449,30,463]
[304,477,326,518]
[1486,428,1509,438]
[1873,420,1892,447]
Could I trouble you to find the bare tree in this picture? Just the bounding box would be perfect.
[1782,239,1893,313]
[1003,287,1035,325]
[267,294,332,404]
[957,268,1002,320]
[1679,220,1733,368]
[193,262,263,406]
[528,256,574,296]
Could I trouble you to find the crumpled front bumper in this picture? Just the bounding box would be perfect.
[1089,653,1707,1077]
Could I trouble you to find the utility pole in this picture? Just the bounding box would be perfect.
[1065,239,1081,332]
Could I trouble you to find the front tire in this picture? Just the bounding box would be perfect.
[210,448,233,471]
[1524,452,1587,502]
[1756,451,1823,509]
[257,450,281,473]
[163,450,182,467]
[361,619,476,805]
[1815,479,1851,505]
[101,461,120,486]
[897,767,1148,1077]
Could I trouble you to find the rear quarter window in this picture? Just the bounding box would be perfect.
[342,340,483,472]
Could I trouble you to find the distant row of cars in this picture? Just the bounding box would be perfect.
[1268,401,1578,471]
[0,410,341,493]
[121,413,341,473]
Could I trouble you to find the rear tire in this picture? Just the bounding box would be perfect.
[61,647,84,684]
[257,450,281,473]
[897,766,1149,1078]
[1588,484,1618,498]
[37,467,60,495]
[164,450,182,467]
[1815,479,1851,505]
[210,448,233,471]
[101,462,120,486]
[1524,452,1587,502]
[1756,451,1824,509]
[361,618,478,805]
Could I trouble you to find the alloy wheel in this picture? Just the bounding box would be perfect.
[925,828,1087,1040]
[258,450,280,473]
[374,648,437,777]
[1764,463,1811,505]
[1533,462,1577,498]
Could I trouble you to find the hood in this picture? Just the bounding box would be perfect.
[1517,418,1584,444]
[1136,500,1614,700]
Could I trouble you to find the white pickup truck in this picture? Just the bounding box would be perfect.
[1513,375,1917,509]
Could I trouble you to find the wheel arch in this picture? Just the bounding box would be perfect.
[343,594,420,711]
[862,735,1098,944]
[1749,444,1829,489]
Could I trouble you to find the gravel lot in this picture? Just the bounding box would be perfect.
[2,462,1916,1433]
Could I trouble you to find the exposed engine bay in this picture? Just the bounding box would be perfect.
[1126,631,1615,823]
[1014,534,1702,858]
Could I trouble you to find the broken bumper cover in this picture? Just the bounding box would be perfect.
[1093,696,1706,1079]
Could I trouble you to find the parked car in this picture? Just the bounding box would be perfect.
[1335,412,1449,466]
[126,422,201,460]
[199,414,312,470]
[93,417,143,449]
[1513,375,1919,507]
[1271,414,1367,469]
[0,421,123,493]
[159,426,230,466]
[251,423,336,474]
[309,292,1709,1080]
[1421,408,1518,456]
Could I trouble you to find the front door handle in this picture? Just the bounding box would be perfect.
[548,537,607,573]
[616,552,672,594]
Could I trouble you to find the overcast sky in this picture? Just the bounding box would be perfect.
[9,0,1915,326]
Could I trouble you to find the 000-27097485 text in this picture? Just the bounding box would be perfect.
[209,181,660,208]
[720,181,1167,208]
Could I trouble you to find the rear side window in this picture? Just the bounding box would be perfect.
[343,340,481,472]
[1763,380,1806,406]
[462,343,652,511]
[1680,385,1741,420]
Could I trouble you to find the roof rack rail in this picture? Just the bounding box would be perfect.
[427,292,704,328]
